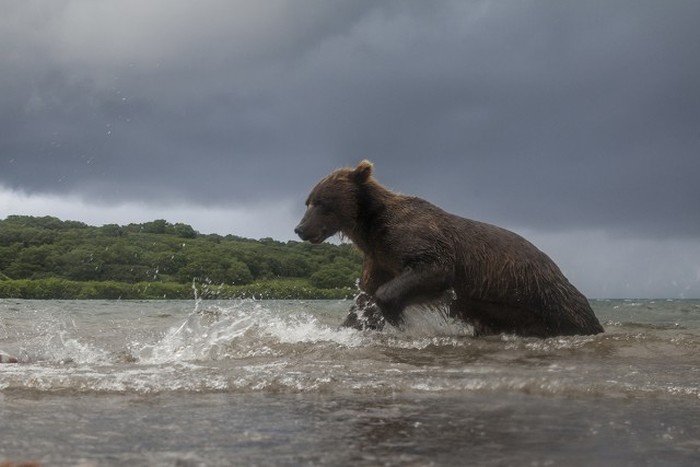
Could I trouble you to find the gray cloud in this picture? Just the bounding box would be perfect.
[1,0,699,241]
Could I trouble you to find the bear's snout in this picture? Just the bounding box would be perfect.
[294,224,308,239]
[294,221,316,241]
[294,222,326,244]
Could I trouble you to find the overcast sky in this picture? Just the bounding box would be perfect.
[2,1,699,298]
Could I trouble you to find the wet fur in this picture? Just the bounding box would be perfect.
[295,161,604,337]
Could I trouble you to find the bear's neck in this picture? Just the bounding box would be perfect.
[344,180,395,255]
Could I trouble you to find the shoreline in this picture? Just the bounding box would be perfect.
[0,277,355,301]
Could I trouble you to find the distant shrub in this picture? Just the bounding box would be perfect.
[0,278,354,300]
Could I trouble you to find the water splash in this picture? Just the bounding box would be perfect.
[2,299,700,399]
[7,312,111,365]
[136,300,366,364]
[137,304,255,363]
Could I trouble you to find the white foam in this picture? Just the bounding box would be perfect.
[135,301,366,364]
[264,312,365,347]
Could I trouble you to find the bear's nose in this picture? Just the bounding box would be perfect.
[295,224,313,241]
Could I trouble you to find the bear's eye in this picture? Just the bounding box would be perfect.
[314,199,332,212]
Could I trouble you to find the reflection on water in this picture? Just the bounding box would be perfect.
[1,298,700,465]
[2,392,699,466]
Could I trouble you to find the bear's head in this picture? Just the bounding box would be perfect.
[294,160,374,244]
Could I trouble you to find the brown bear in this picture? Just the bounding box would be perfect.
[294,160,604,338]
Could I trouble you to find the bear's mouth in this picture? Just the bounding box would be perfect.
[296,224,331,244]
[307,226,331,244]
[309,232,328,244]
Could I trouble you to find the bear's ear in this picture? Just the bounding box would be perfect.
[352,160,373,184]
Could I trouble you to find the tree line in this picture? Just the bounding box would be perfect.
[0,215,362,299]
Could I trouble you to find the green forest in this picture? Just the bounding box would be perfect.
[0,215,362,300]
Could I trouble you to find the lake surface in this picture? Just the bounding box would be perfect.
[1,298,700,466]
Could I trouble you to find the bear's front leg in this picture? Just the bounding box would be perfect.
[374,265,454,327]
[342,291,385,330]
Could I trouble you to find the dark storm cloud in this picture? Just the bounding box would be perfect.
[2,0,699,237]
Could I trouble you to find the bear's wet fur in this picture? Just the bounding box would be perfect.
[295,160,604,338]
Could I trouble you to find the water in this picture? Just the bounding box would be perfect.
[1,298,699,466]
